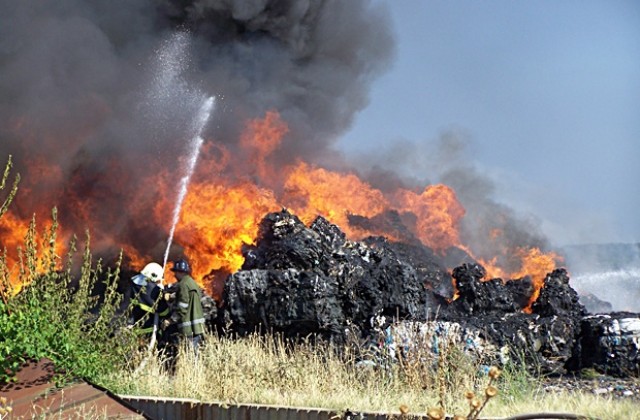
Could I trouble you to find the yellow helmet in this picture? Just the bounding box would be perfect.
[141,262,164,283]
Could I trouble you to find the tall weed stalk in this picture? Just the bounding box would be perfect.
[0,156,138,384]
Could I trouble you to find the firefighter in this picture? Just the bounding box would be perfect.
[167,258,205,351]
[128,262,170,337]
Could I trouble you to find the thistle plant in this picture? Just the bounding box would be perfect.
[426,365,501,420]
[0,397,13,419]
[426,406,446,420]
[466,366,500,420]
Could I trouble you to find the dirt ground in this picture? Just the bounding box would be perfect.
[541,374,640,402]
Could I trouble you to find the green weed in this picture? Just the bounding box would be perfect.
[0,156,139,384]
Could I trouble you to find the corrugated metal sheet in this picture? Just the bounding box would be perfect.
[120,396,425,420]
[119,396,592,420]
[0,358,147,419]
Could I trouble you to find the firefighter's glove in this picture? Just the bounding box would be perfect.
[161,319,172,329]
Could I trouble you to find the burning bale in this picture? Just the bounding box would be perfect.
[445,266,587,374]
[223,210,446,339]
[450,263,520,314]
[216,210,610,376]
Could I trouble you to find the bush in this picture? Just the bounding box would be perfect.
[0,156,138,384]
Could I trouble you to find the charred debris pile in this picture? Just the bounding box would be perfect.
[212,210,639,378]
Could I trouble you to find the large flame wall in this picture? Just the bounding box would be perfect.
[0,111,559,305]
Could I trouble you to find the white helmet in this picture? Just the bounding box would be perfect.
[141,262,164,283]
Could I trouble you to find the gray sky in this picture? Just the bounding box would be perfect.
[337,0,640,247]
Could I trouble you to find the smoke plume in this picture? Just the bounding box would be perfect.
[0,0,561,296]
[0,0,394,259]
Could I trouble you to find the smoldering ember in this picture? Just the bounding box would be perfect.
[155,209,639,379]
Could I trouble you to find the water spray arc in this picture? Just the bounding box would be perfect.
[162,96,216,274]
[136,96,215,375]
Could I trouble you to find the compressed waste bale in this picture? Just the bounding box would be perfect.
[224,209,440,339]
[225,268,345,338]
[570,312,640,377]
[451,263,518,314]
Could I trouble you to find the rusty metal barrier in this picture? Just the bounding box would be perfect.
[118,395,594,420]
[119,396,368,420]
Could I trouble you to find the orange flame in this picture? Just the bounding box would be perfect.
[0,210,67,287]
[511,247,561,312]
[396,184,465,251]
[0,212,31,264]
[2,110,561,309]
[283,161,389,235]
[240,110,288,181]
[178,181,279,278]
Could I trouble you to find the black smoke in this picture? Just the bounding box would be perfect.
[0,0,394,258]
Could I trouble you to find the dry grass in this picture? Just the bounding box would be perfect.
[491,390,639,419]
[0,394,122,420]
[102,329,640,419]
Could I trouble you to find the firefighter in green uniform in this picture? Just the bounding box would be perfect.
[168,258,205,350]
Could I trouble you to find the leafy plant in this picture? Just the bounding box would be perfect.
[0,156,139,384]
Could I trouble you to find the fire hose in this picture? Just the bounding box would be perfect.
[132,312,159,376]
[502,413,597,420]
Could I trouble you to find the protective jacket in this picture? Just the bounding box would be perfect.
[129,274,170,334]
[174,274,205,337]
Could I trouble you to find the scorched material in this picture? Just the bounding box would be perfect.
[217,210,639,377]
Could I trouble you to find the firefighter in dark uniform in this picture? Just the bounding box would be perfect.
[128,262,170,338]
